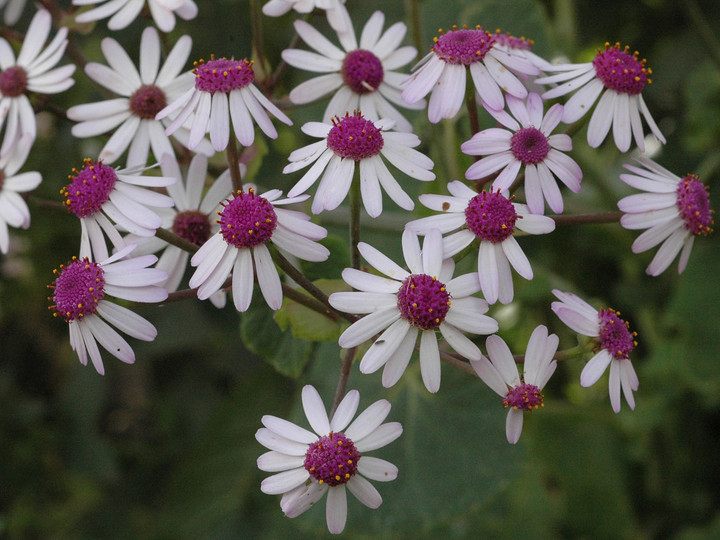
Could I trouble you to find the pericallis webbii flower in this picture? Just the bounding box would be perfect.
[0,136,40,254]
[67,27,213,167]
[471,325,558,444]
[157,55,292,152]
[401,24,540,122]
[329,229,498,393]
[73,0,198,33]
[617,156,713,276]
[461,92,582,214]
[188,187,329,312]
[406,182,555,304]
[262,0,348,33]
[281,10,422,131]
[536,42,665,153]
[551,289,639,413]
[284,111,434,217]
[48,244,168,375]
[256,385,402,535]
[61,158,176,262]
[0,9,75,156]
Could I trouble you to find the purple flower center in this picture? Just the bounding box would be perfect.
[676,174,714,236]
[304,432,360,487]
[342,49,384,94]
[194,56,255,94]
[173,210,212,246]
[432,26,497,65]
[50,257,106,323]
[326,112,384,160]
[598,308,637,360]
[129,84,168,119]
[511,127,550,164]
[61,159,117,218]
[397,274,451,330]
[494,32,534,51]
[465,190,519,243]
[217,189,277,249]
[0,66,28,97]
[503,382,543,411]
[592,43,650,95]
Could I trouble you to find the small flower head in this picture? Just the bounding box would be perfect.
[217,189,278,249]
[432,25,497,65]
[503,383,544,411]
[129,84,168,119]
[0,66,27,97]
[598,307,638,360]
[50,257,105,322]
[62,159,117,218]
[326,112,384,160]
[593,42,650,95]
[304,432,361,486]
[396,274,451,330]
[676,174,713,236]
[193,56,255,93]
[173,211,212,246]
[341,49,384,94]
[511,127,550,164]
[465,190,519,244]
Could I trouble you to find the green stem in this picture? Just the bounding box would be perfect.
[227,130,243,192]
[330,347,358,416]
[349,168,362,270]
[249,0,267,83]
[552,211,623,226]
[281,283,344,323]
[406,0,424,62]
[465,74,481,142]
[683,0,720,70]
[155,227,199,254]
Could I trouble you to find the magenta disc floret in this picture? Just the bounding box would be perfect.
[217,189,277,249]
[503,383,543,411]
[598,308,637,360]
[0,66,28,97]
[511,127,550,165]
[592,43,650,95]
[62,159,118,218]
[397,274,451,330]
[676,174,714,236]
[50,257,106,322]
[342,49,384,94]
[173,210,212,246]
[326,112,384,161]
[432,25,497,65]
[465,190,519,243]
[304,432,361,487]
[129,84,168,119]
[194,56,255,94]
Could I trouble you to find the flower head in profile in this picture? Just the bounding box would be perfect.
[461,93,582,214]
[282,10,422,131]
[551,289,639,413]
[537,42,665,152]
[61,158,176,262]
[263,0,349,33]
[256,385,402,534]
[157,55,292,152]
[471,325,558,444]
[284,112,434,217]
[0,137,40,254]
[68,27,212,168]
[0,9,75,156]
[188,188,329,312]
[618,156,713,276]
[48,245,168,375]
[73,0,198,33]
[401,24,540,122]
[406,182,555,304]
[329,229,498,393]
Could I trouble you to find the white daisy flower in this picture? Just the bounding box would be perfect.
[125,153,234,308]
[536,42,666,152]
[157,55,292,152]
[471,325,558,444]
[551,289,639,413]
[67,27,213,167]
[256,385,402,535]
[73,0,198,33]
[0,9,75,156]
[188,187,329,312]
[262,0,349,33]
[401,25,540,122]
[329,229,498,393]
[60,158,176,262]
[284,111,434,217]
[49,244,168,375]
[0,136,39,254]
[618,156,713,276]
[0,0,27,25]
[282,10,422,132]
[406,181,555,305]
[461,92,582,214]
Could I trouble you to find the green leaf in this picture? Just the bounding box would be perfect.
[301,234,350,281]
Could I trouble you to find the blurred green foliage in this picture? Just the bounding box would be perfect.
[1,0,719,538]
